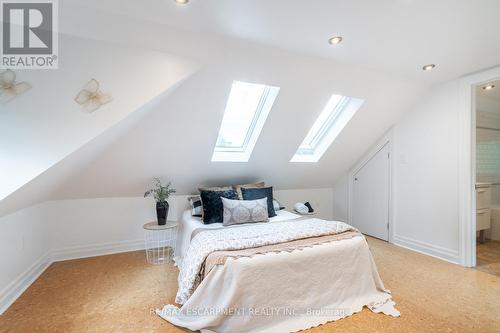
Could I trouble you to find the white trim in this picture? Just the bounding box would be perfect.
[458,66,500,267]
[51,239,144,262]
[0,239,144,315]
[348,130,394,243]
[393,234,460,264]
[0,251,52,315]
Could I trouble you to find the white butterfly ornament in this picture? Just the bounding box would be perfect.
[0,69,31,104]
[74,79,112,112]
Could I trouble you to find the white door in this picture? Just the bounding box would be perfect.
[351,144,390,241]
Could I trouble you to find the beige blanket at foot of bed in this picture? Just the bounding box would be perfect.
[157,236,399,333]
[202,231,362,278]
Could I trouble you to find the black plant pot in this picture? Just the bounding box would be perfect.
[156,201,169,225]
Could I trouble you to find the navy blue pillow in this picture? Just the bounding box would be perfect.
[241,186,276,218]
[200,189,238,224]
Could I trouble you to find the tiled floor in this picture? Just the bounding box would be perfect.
[476,239,500,276]
[1,237,500,332]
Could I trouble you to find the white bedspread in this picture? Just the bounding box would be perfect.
[176,218,356,304]
[158,235,399,333]
[175,210,301,264]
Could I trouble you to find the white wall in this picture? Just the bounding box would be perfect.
[0,187,332,314]
[475,96,500,185]
[391,81,461,263]
[274,188,333,220]
[47,188,334,255]
[48,188,334,254]
[332,80,462,263]
[476,90,500,241]
[0,204,51,314]
[332,176,349,221]
[47,198,160,259]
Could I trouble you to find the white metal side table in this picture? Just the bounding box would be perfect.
[143,221,178,265]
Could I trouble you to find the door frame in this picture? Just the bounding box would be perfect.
[458,65,500,267]
[348,131,394,243]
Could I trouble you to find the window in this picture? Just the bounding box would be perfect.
[291,94,364,162]
[212,81,280,162]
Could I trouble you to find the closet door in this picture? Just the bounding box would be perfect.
[351,144,390,241]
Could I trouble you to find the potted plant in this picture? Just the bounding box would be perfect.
[144,178,176,225]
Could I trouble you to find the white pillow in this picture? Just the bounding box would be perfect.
[273,199,283,211]
[293,202,309,214]
[187,195,202,217]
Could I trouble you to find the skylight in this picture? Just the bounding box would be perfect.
[291,94,364,163]
[211,81,280,162]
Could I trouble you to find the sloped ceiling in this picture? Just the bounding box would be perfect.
[61,0,500,83]
[0,34,198,202]
[2,1,454,216]
[44,37,427,200]
[0,88,180,217]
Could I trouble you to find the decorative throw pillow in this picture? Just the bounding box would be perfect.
[200,189,238,224]
[198,185,233,192]
[294,202,309,214]
[273,199,285,211]
[221,197,269,226]
[233,181,265,200]
[241,186,277,218]
[187,195,202,217]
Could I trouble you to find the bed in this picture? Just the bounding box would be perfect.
[174,209,303,265]
[158,209,399,333]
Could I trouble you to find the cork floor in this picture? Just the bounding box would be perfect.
[1,238,500,333]
[476,239,500,276]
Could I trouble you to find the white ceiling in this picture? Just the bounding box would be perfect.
[62,0,500,83]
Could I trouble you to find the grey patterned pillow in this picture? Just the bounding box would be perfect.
[221,197,269,226]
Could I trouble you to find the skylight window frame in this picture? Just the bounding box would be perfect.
[211,81,280,162]
[291,94,364,163]
[214,86,272,153]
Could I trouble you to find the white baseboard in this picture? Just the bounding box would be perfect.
[51,239,144,262]
[393,234,460,264]
[0,251,52,315]
[0,239,144,315]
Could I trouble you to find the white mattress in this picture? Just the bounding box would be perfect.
[175,209,301,263]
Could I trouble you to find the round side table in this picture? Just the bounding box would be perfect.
[143,221,178,265]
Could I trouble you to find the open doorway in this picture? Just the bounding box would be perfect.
[474,79,500,276]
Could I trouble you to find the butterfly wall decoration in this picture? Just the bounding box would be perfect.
[74,79,112,112]
[0,69,32,104]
